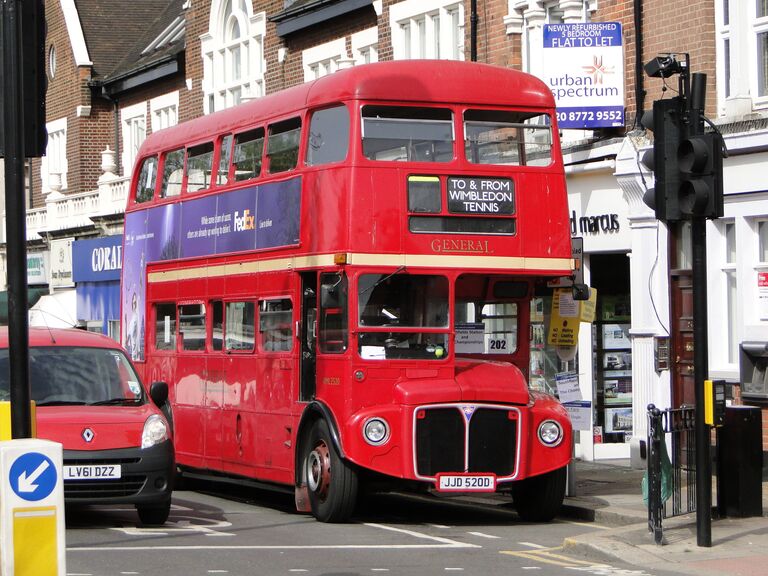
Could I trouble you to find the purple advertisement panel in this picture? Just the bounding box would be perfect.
[120,177,302,362]
[257,178,301,249]
[122,210,149,361]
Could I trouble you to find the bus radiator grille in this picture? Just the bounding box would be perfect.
[415,406,517,477]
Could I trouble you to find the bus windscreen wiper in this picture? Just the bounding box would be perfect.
[359,265,407,294]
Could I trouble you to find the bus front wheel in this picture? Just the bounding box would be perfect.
[512,466,567,522]
[303,419,358,522]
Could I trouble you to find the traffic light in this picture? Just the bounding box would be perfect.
[22,0,47,158]
[677,132,724,219]
[641,97,685,222]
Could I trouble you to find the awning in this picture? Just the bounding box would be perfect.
[0,288,48,325]
[29,291,78,328]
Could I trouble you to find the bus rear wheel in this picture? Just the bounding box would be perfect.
[512,466,567,522]
[303,419,358,522]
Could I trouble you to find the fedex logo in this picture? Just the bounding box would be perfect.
[234,209,255,231]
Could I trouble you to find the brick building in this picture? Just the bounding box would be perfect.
[2,0,767,464]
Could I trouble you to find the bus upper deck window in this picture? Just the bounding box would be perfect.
[160,148,184,198]
[135,156,158,204]
[267,118,301,173]
[362,106,453,163]
[464,110,552,166]
[186,142,214,193]
[233,129,264,182]
[306,105,350,166]
[218,135,233,185]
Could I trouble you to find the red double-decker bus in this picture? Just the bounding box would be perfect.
[121,60,575,523]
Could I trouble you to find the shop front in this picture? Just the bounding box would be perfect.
[72,235,123,340]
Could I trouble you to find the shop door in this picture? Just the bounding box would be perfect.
[670,222,695,407]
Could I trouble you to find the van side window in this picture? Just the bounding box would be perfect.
[259,299,293,352]
[233,129,264,182]
[186,142,214,193]
[154,303,177,350]
[267,118,301,173]
[306,105,349,166]
[179,303,206,351]
[160,148,184,198]
[225,301,255,351]
[135,156,158,203]
[218,135,233,185]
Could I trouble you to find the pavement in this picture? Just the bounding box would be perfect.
[557,458,768,576]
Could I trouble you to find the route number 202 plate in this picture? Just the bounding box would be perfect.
[435,473,496,492]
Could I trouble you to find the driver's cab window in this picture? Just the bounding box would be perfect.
[319,273,348,353]
[454,276,526,356]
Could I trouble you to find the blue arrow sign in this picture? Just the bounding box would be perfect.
[9,452,57,501]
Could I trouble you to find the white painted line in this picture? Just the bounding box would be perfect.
[467,531,500,539]
[207,572,229,574]
[371,570,390,572]
[120,573,141,575]
[427,524,451,529]
[517,542,547,549]
[288,570,308,573]
[444,569,464,572]
[521,567,542,570]
[67,573,93,576]
[69,522,480,552]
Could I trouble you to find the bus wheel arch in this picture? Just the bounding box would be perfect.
[296,407,358,522]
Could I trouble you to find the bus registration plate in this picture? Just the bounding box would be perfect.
[64,465,121,480]
[436,473,496,492]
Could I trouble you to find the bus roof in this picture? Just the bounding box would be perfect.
[137,60,555,157]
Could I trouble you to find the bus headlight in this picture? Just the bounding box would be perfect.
[537,420,563,447]
[142,414,169,448]
[363,417,390,446]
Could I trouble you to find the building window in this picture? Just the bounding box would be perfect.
[41,117,67,193]
[352,27,379,64]
[390,0,464,61]
[150,93,179,133]
[48,44,56,79]
[302,38,346,82]
[202,1,265,114]
[722,221,738,364]
[121,102,147,176]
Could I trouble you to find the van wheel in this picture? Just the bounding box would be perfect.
[303,419,358,523]
[136,499,171,526]
[513,466,567,522]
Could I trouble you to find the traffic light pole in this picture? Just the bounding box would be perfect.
[2,0,33,439]
[692,215,712,547]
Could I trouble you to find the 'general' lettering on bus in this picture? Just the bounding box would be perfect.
[447,177,515,214]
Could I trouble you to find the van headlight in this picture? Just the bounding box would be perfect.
[537,420,563,447]
[142,414,169,448]
[363,417,390,445]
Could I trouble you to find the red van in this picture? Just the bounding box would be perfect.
[0,327,175,525]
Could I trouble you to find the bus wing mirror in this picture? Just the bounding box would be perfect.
[572,283,590,301]
[150,381,169,407]
[320,284,340,308]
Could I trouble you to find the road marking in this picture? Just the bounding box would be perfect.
[70,522,481,552]
[517,542,547,549]
[371,569,390,572]
[467,531,500,539]
[288,570,308,573]
[428,524,451,529]
[501,547,610,568]
[444,569,464,572]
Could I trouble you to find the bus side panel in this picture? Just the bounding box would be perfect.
[348,168,404,255]
[303,168,350,253]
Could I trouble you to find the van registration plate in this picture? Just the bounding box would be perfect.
[436,473,496,492]
[64,465,121,480]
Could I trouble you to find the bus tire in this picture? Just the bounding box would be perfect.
[136,498,171,526]
[512,466,567,522]
[303,419,358,522]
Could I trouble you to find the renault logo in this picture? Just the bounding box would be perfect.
[82,428,94,442]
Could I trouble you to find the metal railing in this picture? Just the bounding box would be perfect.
[647,403,699,544]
